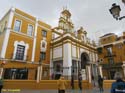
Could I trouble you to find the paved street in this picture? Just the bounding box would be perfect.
[2,88,110,93]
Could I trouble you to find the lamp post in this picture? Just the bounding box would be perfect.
[122,0,125,4]
[109,1,125,20]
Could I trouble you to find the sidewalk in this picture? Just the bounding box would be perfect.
[2,88,110,93]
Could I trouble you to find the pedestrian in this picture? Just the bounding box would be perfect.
[51,73,55,80]
[71,70,75,93]
[78,72,82,93]
[98,75,103,92]
[57,76,67,93]
[78,72,82,90]
[0,78,3,93]
[91,75,95,88]
[111,72,125,93]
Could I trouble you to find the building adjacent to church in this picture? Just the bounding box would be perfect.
[0,8,51,80]
[97,32,125,79]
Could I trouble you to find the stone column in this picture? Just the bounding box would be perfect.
[36,66,40,83]
[98,65,103,77]
[0,68,3,79]
[86,65,91,83]
[63,43,72,79]
[39,66,43,80]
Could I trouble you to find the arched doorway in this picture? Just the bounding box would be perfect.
[81,52,90,69]
[80,52,90,80]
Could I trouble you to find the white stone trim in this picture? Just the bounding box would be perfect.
[13,41,29,60]
[11,30,34,38]
[87,66,91,83]
[31,20,38,62]
[1,8,15,58]
[0,68,3,79]
[37,66,40,83]
[99,66,103,77]
[40,40,47,52]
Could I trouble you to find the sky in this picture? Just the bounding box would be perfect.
[0,0,125,42]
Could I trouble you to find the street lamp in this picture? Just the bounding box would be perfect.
[122,0,125,4]
[109,2,125,20]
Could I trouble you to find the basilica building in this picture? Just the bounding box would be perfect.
[50,8,98,81]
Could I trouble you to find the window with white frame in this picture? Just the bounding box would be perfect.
[14,20,21,32]
[27,24,33,36]
[15,45,25,60]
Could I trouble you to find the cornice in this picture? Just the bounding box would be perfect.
[51,35,96,51]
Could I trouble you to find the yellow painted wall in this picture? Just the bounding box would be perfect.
[15,8,36,21]
[5,32,33,60]
[11,15,35,35]
[28,68,36,80]
[98,43,125,64]
[100,34,117,45]
[2,80,115,90]
[98,33,125,79]
[38,21,51,29]
[3,80,90,89]
[34,25,52,64]
[1,8,52,81]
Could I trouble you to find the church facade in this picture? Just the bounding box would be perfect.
[50,9,98,81]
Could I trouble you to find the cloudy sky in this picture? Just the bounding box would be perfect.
[0,0,125,42]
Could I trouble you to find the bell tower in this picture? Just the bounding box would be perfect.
[58,8,74,32]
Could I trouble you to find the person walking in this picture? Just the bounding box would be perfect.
[0,78,3,93]
[71,70,75,93]
[91,75,95,88]
[98,75,103,93]
[78,72,82,93]
[111,72,125,93]
[57,76,67,93]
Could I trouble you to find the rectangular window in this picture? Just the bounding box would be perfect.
[97,47,102,54]
[40,52,46,60]
[15,45,25,60]
[27,25,33,36]
[42,30,47,37]
[107,47,112,56]
[4,68,28,79]
[14,20,21,32]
